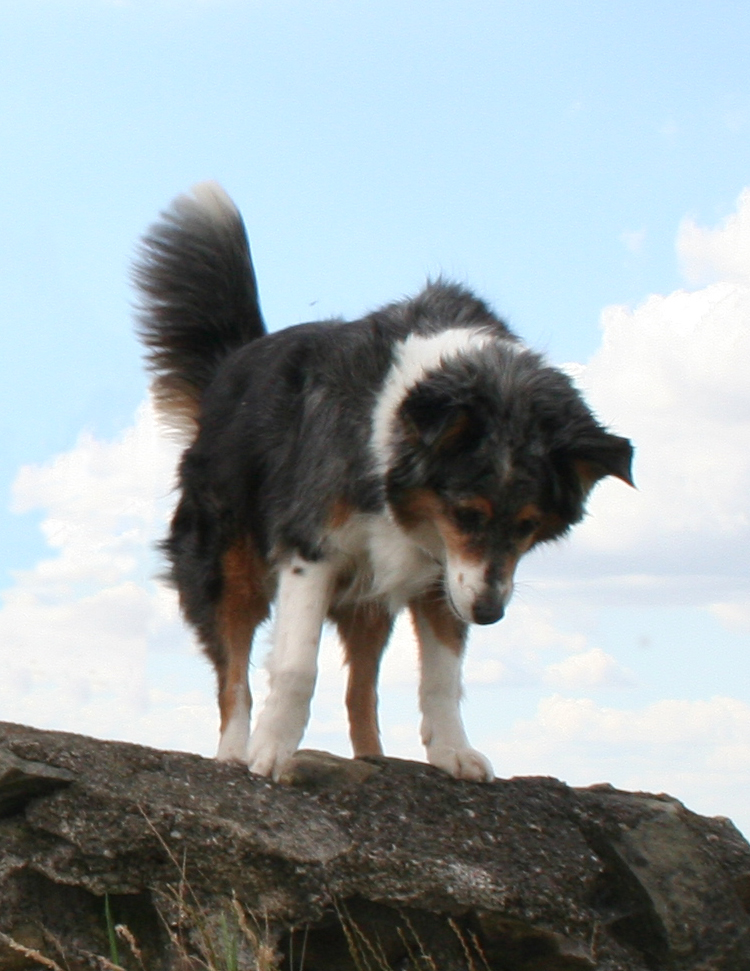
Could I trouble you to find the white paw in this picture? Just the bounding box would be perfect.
[427,744,495,782]
[216,742,248,762]
[216,721,250,762]
[246,734,297,780]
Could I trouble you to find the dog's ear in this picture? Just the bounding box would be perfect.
[401,387,485,453]
[569,431,635,494]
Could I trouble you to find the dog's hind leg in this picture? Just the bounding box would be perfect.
[246,555,336,779]
[410,591,494,782]
[333,603,393,757]
[213,540,270,761]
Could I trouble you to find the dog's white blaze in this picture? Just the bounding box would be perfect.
[412,606,494,782]
[370,327,494,473]
[443,555,489,622]
[246,556,334,779]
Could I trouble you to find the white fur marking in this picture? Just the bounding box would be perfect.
[370,328,496,474]
[188,180,241,225]
[216,677,252,761]
[413,605,494,781]
[328,511,443,612]
[365,516,442,609]
[444,555,489,623]
[246,556,334,778]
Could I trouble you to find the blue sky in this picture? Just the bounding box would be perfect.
[1,0,750,835]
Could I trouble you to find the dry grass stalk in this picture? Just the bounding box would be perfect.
[448,918,492,971]
[0,931,66,971]
[116,924,146,970]
[231,897,277,971]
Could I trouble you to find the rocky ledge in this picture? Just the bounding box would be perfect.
[1,721,749,970]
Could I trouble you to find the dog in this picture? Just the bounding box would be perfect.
[134,182,633,782]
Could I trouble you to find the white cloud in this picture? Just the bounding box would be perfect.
[464,600,588,686]
[678,188,750,286]
[0,401,214,751]
[11,399,181,590]
[709,598,750,634]
[531,694,750,746]
[578,284,750,552]
[486,694,750,830]
[541,189,750,624]
[543,647,636,691]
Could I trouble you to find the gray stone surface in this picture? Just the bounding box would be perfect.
[0,720,748,970]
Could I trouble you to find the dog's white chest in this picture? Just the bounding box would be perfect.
[329,512,443,612]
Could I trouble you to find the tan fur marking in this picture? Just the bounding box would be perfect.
[410,590,467,655]
[434,408,471,450]
[513,503,566,551]
[328,497,354,530]
[403,406,471,451]
[436,513,485,564]
[535,513,565,543]
[512,503,542,554]
[395,488,485,564]
[573,459,597,494]
[216,539,270,734]
[574,457,634,491]
[500,551,521,583]
[392,487,443,530]
[514,502,542,523]
[333,603,393,756]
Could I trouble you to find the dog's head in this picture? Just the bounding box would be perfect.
[385,345,633,625]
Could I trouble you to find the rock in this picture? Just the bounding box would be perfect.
[0,750,74,817]
[0,721,748,970]
[276,749,381,791]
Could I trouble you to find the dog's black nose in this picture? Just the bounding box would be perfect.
[472,596,505,625]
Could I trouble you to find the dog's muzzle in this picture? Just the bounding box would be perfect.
[471,591,506,625]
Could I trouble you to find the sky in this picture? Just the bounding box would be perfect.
[1,0,749,836]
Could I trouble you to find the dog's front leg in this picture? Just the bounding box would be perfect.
[246,555,335,779]
[411,596,494,782]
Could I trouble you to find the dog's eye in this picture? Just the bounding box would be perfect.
[452,503,490,532]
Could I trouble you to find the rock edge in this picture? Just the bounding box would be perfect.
[1,721,749,971]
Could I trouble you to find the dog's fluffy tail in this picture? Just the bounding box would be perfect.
[134,182,266,441]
